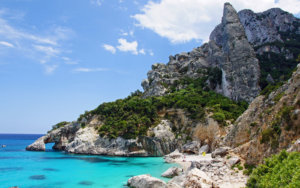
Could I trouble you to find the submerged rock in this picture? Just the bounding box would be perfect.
[29,175,46,180]
[78,181,94,186]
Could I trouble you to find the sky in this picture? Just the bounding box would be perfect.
[0,0,299,134]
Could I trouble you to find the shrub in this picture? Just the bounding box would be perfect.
[194,123,219,148]
[261,128,275,144]
[212,112,226,125]
[250,122,258,127]
[247,150,300,188]
[52,121,69,130]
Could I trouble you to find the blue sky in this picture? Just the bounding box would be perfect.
[1,0,299,134]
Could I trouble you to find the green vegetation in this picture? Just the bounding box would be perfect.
[231,163,244,171]
[51,121,69,130]
[256,26,300,92]
[260,81,284,97]
[78,77,248,139]
[261,105,295,149]
[243,163,256,176]
[250,122,258,127]
[274,92,285,102]
[247,150,300,188]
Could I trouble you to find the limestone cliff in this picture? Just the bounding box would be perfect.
[225,64,300,164]
[142,3,260,103]
[142,4,300,103]
[26,119,178,157]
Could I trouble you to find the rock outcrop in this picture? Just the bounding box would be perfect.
[225,63,300,164]
[142,4,299,104]
[208,3,261,102]
[142,3,261,103]
[27,120,178,157]
[238,8,299,47]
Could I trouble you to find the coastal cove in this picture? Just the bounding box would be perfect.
[0,134,176,188]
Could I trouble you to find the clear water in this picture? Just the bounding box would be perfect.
[0,134,176,188]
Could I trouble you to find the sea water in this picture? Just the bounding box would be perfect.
[0,134,176,188]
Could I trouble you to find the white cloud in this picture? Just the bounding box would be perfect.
[33,45,60,57]
[45,65,58,74]
[139,48,146,55]
[120,30,134,37]
[62,57,78,65]
[0,9,75,74]
[133,0,300,43]
[117,38,139,55]
[103,38,151,55]
[0,41,14,48]
[73,67,108,72]
[103,44,116,54]
[91,0,102,7]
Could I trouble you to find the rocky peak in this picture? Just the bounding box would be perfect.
[208,3,261,102]
[238,7,299,46]
[223,3,240,24]
[142,3,260,102]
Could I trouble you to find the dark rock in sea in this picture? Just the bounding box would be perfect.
[0,167,23,172]
[43,168,58,171]
[29,175,46,180]
[78,181,94,186]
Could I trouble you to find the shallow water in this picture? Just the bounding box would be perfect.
[0,134,176,188]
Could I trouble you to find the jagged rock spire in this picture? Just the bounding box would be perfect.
[209,3,261,102]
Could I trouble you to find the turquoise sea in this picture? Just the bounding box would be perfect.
[0,134,175,188]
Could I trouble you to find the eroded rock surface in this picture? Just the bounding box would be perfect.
[127,175,167,188]
[27,120,177,157]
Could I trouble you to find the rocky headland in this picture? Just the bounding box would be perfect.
[27,2,300,188]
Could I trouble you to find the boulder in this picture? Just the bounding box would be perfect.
[183,168,215,188]
[127,175,167,188]
[164,149,183,163]
[212,147,230,158]
[161,167,183,178]
[199,145,210,154]
[227,157,241,167]
[182,141,201,154]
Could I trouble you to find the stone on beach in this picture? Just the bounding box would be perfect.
[161,167,183,178]
[127,174,167,188]
[182,141,201,154]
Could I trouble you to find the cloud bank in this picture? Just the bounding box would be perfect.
[133,0,300,43]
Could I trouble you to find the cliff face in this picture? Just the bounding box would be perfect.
[26,119,178,156]
[225,64,300,164]
[142,3,260,103]
[239,8,299,47]
[142,4,300,103]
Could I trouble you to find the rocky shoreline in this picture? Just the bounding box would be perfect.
[127,146,248,188]
[128,137,300,188]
